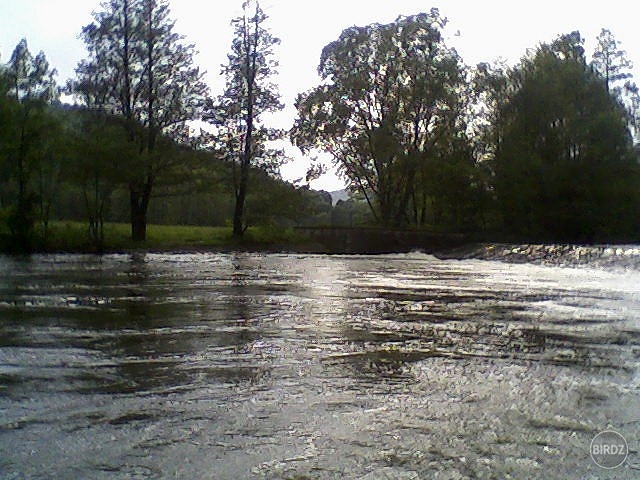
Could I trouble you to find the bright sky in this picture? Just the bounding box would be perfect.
[1,0,639,191]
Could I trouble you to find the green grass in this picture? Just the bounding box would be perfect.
[36,221,309,253]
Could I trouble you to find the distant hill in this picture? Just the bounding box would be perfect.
[329,189,349,206]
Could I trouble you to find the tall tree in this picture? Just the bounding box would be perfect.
[491,32,639,240]
[206,0,283,237]
[291,10,468,225]
[0,58,12,238]
[0,39,58,248]
[592,28,633,94]
[591,29,639,141]
[72,0,208,241]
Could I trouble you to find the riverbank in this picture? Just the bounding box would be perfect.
[1,222,473,255]
[0,222,318,254]
[2,221,637,256]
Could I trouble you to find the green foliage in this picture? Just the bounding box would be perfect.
[291,10,472,225]
[2,11,640,250]
[419,133,491,230]
[330,198,373,227]
[71,0,209,241]
[0,39,59,251]
[246,171,314,227]
[240,225,308,246]
[121,155,329,231]
[490,32,640,241]
[62,107,139,248]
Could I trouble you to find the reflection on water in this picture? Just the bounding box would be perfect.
[0,252,639,479]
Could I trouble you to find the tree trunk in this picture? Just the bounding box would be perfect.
[130,197,147,242]
[130,177,152,242]
[13,119,33,249]
[233,12,256,239]
[232,175,247,237]
[420,190,427,226]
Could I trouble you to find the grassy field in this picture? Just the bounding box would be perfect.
[33,221,311,253]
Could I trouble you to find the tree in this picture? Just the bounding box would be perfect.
[291,10,469,225]
[591,29,639,142]
[72,0,208,241]
[63,108,136,249]
[0,59,12,239]
[0,39,58,248]
[205,0,283,237]
[417,129,488,230]
[33,108,66,242]
[491,32,640,240]
[592,28,633,94]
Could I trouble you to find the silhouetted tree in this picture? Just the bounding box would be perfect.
[419,129,488,229]
[205,0,283,237]
[591,29,639,141]
[72,0,208,241]
[592,28,633,94]
[491,32,640,240]
[291,10,469,225]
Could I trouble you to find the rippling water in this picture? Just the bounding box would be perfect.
[0,251,639,479]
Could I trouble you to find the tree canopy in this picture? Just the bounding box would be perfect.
[490,32,639,240]
[291,10,470,225]
[71,0,209,241]
[0,39,59,248]
[592,28,633,94]
[1,6,640,250]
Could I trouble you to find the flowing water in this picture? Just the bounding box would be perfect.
[0,249,639,479]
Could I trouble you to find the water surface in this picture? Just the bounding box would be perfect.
[0,251,638,479]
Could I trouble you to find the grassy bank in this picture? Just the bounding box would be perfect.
[2,222,491,254]
[20,221,313,253]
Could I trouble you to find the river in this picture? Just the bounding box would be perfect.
[0,249,638,479]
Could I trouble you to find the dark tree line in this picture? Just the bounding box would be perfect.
[486,32,639,240]
[292,16,640,241]
[0,0,300,251]
[2,4,640,251]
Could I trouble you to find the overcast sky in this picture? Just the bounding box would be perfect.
[1,0,639,191]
